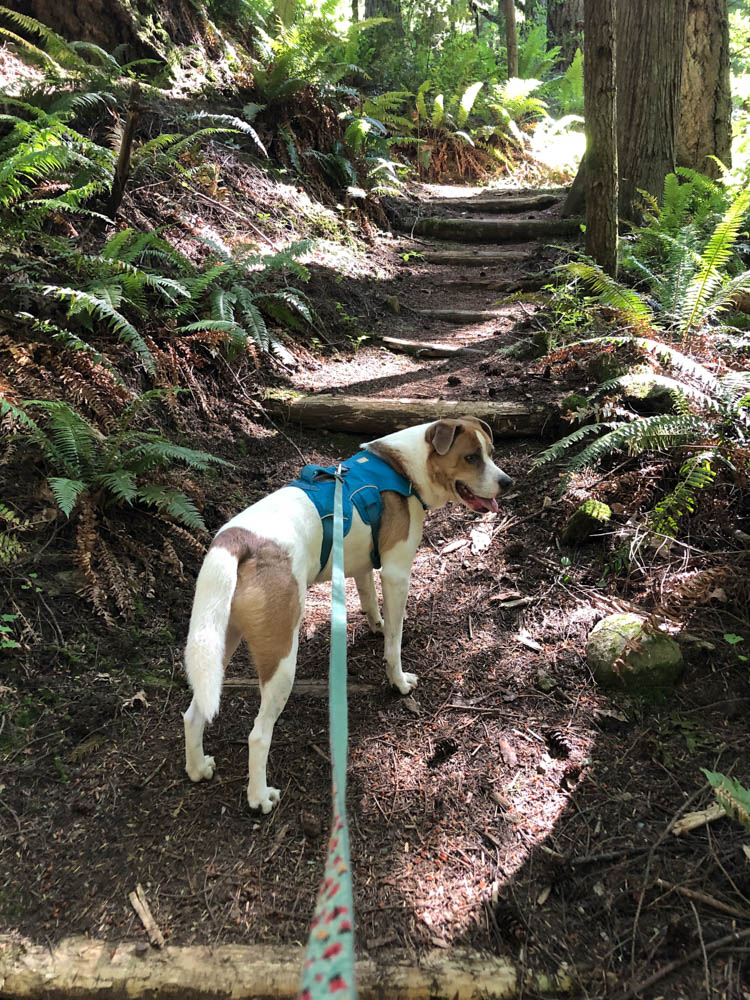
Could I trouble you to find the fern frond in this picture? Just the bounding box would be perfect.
[563,260,653,322]
[48,476,87,517]
[136,486,206,531]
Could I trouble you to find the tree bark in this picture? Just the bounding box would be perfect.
[547,0,584,67]
[583,0,618,276]
[17,0,208,60]
[676,0,731,176]
[616,0,688,222]
[504,0,518,77]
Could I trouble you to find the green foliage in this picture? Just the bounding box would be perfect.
[703,769,750,830]
[1,394,230,531]
[555,48,583,115]
[517,24,560,79]
[173,239,315,357]
[535,335,750,541]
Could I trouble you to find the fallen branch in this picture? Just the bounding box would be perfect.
[671,803,726,836]
[610,927,750,1000]
[654,878,750,920]
[129,883,165,948]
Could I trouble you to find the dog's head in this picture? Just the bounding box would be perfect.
[425,418,512,513]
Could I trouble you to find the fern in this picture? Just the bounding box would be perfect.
[703,770,750,830]
[457,82,483,129]
[8,398,231,531]
[649,452,716,536]
[562,260,653,322]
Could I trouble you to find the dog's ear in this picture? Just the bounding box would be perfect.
[473,418,494,446]
[426,420,460,456]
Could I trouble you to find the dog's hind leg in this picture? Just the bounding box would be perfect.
[247,630,299,813]
[184,624,241,782]
[355,570,383,633]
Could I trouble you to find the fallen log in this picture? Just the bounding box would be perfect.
[409,217,582,242]
[421,249,532,266]
[377,336,481,358]
[430,193,561,214]
[264,392,547,437]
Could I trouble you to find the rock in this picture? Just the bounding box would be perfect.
[561,500,612,544]
[560,393,589,419]
[586,613,683,695]
[536,668,557,693]
[622,375,674,415]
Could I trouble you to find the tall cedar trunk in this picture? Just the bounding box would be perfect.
[364,0,403,32]
[504,0,518,77]
[16,0,208,59]
[616,0,688,222]
[547,0,584,67]
[677,0,731,176]
[584,0,617,276]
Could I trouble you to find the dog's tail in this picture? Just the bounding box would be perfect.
[184,545,238,723]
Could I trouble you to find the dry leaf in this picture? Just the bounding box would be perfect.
[491,589,522,602]
[742,844,750,863]
[516,630,542,652]
[537,885,552,906]
[121,690,149,711]
[442,538,468,555]
[470,527,492,554]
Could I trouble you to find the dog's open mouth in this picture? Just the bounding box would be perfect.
[456,481,498,513]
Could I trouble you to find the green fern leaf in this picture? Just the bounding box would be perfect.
[48,476,86,517]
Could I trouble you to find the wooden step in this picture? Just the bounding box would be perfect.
[265,392,547,438]
[409,217,582,242]
[429,193,561,214]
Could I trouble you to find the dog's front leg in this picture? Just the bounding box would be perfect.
[355,570,383,633]
[380,561,417,694]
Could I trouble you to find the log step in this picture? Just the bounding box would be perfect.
[376,336,481,358]
[421,249,532,266]
[265,392,548,438]
[409,217,582,243]
[430,193,561,214]
[413,308,506,323]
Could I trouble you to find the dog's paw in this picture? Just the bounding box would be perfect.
[368,615,384,634]
[394,671,418,694]
[186,755,215,782]
[248,785,281,814]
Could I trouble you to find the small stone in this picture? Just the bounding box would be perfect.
[536,668,557,693]
[447,375,462,386]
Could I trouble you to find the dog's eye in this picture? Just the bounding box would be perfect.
[465,453,480,465]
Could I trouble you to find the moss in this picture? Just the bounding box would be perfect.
[586,613,683,696]
[561,499,612,544]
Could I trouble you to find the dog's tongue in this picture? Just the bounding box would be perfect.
[467,491,498,513]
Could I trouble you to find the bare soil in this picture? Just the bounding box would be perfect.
[1,186,749,999]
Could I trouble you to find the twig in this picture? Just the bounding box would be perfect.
[689,900,711,1000]
[630,782,709,973]
[609,927,750,1000]
[128,883,165,948]
[190,189,278,248]
[655,878,750,921]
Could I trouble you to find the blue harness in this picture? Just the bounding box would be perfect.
[286,450,427,572]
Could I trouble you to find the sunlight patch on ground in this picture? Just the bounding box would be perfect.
[529,122,585,177]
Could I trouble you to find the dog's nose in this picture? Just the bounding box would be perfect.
[497,471,513,491]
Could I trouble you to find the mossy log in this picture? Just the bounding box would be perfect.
[408,217,583,242]
[430,193,561,213]
[264,393,548,437]
[0,934,571,999]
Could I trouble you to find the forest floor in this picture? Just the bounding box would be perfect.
[1,180,749,1000]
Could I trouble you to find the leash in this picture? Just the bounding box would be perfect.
[299,466,357,1000]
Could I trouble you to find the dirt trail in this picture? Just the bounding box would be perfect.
[3,187,748,1000]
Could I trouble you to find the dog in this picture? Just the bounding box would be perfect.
[183,417,513,813]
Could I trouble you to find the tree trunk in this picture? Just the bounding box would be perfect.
[16,0,210,60]
[504,0,518,77]
[547,0,584,67]
[676,0,731,176]
[616,0,688,222]
[583,0,618,276]
[364,0,402,31]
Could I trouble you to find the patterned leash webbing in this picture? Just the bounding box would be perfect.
[299,467,356,1000]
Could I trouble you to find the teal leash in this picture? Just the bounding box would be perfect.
[299,466,357,1000]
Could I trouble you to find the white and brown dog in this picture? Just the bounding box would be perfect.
[183,418,512,812]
